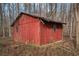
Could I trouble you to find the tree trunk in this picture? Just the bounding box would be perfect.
[8,4,11,37]
[2,4,5,38]
[75,4,79,48]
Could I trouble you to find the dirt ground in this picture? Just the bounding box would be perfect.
[0,37,79,56]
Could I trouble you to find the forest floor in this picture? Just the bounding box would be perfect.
[0,37,79,56]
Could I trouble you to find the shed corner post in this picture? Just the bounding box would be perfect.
[62,24,65,41]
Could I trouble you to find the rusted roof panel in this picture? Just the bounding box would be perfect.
[11,12,66,27]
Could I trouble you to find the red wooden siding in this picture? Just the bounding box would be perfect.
[12,15,41,45]
[12,14,63,45]
[40,22,62,45]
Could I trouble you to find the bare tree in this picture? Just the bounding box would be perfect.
[1,4,6,38]
[8,4,12,37]
[75,4,79,48]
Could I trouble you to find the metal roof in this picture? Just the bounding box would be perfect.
[11,12,66,27]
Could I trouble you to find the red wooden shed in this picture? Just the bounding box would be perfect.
[11,12,65,45]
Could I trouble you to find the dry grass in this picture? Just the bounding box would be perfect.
[0,37,79,56]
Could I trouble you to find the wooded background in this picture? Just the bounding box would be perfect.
[0,3,79,42]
